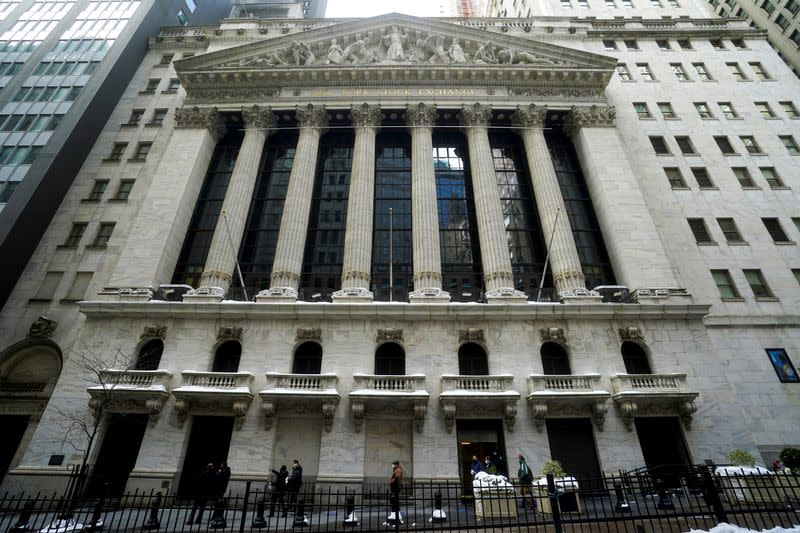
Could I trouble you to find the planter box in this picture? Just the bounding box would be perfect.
[535,487,582,514]
[719,474,784,505]
[473,488,518,520]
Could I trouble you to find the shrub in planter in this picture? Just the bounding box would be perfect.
[541,461,565,477]
[779,448,800,473]
[728,449,756,467]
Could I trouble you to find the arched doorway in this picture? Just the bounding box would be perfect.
[292,342,322,374]
[374,342,405,375]
[621,341,652,374]
[458,342,489,375]
[540,342,571,375]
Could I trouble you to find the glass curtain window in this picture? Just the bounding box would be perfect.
[433,131,483,302]
[489,131,549,297]
[171,129,242,287]
[545,128,616,288]
[371,131,412,302]
[300,132,353,299]
[237,131,297,295]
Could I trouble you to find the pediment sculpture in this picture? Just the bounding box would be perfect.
[219,29,561,69]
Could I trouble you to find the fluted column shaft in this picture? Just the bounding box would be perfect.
[335,104,381,299]
[458,104,524,300]
[406,104,448,301]
[266,105,329,298]
[512,104,586,296]
[198,106,277,293]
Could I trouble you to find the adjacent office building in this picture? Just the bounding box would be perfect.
[0,0,798,497]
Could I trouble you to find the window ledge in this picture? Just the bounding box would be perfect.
[721,297,745,302]
[759,78,777,82]
[755,296,779,301]
[144,122,163,127]
[727,241,749,246]
[663,118,680,121]
[56,244,77,250]
[700,117,719,121]
[59,299,81,303]
[638,117,656,121]
[153,64,168,68]
[127,157,147,162]
[741,186,761,190]
[27,298,52,303]
[769,186,791,190]
[85,244,107,250]
[726,117,744,121]
[697,241,718,246]
[120,123,140,128]
[102,158,122,163]
[764,117,781,120]
[138,90,156,95]
[80,198,100,203]
[161,90,178,94]
[774,240,796,245]
[671,186,691,190]
[699,187,719,190]
[107,198,128,203]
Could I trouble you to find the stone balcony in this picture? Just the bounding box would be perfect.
[86,369,172,424]
[259,372,340,431]
[172,371,254,429]
[610,373,699,429]
[439,374,521,432]
[348,374,430,432]
[526,374,611,430]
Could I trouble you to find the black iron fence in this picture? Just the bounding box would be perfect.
[1,468,798,532]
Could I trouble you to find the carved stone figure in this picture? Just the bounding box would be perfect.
[266,50,287,66]
[417,34,449,64]
[383,29,408,61]
[291,41,315,65]
[326,39,343,64]
[340,39,375,64]
[474,41,498,64]
[448,39,468,63]
[498,48,542,65]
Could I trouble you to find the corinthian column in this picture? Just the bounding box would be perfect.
[511,104,586,298]
[564,105,682,300]
[258,104,329,302]
[333,103,381,302]
[108,107,225,297]
[406,103,449,303]
[187,106,277,301]
[458,103,526,303]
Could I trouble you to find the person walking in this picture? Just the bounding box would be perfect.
[210,462,231,525]
[286,460,303,515]
[389,460,404,523]
[269,465,288,517]
[484,455,497,475]
[186,463,216,525]
[517,454,534,510]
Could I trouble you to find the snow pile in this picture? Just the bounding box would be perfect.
[715,466,774,476]
[532,476,580,490]
[472,471,515,494]
[687,523,800,533]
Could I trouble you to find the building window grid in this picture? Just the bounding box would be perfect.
[693,63,712,80]
[712,269,741,299]
[780,101,799,118]
[688,218,714,243]
[695,102,714,119]
[675,136,697,154]
[715,136,736,154]
[91,222,115,247]
[743,269,774,298]
[650,136,670,154]
[637,63,655,81]
[780,135,800,154]
[717,218,744,243]
[760,167,784,188]
[692,167,714,187]
[719,102,739,119]
[114,179,134,200]
[671,63,689,81]
[616,64,632,81]
[740,136,763,154]
[733,167,756,187]
[658,102,677,119]
[64,222,86,247]
[86,179,107,201]
[665,167,687,188]
[763,217,791,242]
[756,102,776,118]
[749,62,771,80]
[727,62,747,80]
[633,102,652,119]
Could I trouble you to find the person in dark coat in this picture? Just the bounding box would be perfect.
[269,465,288,517]
[186,463,216,525]
[286,460,303,515]
[388,460,404,520]
[470,455,484,479]
[210,462,232,523]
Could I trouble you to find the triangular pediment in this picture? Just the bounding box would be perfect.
[176,13,616,100]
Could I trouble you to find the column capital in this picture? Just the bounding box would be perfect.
[242,105,278,132]
[349,103,382,129]
[458,103,492,128]
[511,104,547,129]
[296,103,330,130]
[405,103,437,128]
[175,106,226,140]
[563,105,616,137]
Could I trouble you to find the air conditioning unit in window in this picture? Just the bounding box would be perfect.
[155,284,194,302]
[592,285,630,303]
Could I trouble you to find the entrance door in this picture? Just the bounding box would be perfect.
[178,416,234,497]
[87,413,149,497]
[546,418,603,490]
[635,417,692,487]
[456,420,506,496]
[0,415,30,483]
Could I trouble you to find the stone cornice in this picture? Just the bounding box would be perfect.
[78,300,711,322]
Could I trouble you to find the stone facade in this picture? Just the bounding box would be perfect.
[0,11,798,496]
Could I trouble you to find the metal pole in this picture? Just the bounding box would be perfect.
[389,207,393,303]
[221,210,248,301]
[537,207,561,302]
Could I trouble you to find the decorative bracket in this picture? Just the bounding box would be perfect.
[413,402,427,433]
[232,400,250,430]
[218,326,243,342]
[322,400,338,432]
[261,400,277,430]
[539,327,565,343]
[376,329,403,343]
[504,400,517,432]
[618,327,643,341]
[174,399,189,426]
[591,401,609,430]
[296,328,322,342]
[146,398,167,426]
[352,401,365,432]
[530,402,547,431]
[142,325,167,340]
[28,316,58,338]
[440,400,456,432]
[678,400,697,430]
[619,401,638,430]
[458,328,484,344]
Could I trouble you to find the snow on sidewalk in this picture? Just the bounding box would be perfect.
[687,523,800,533]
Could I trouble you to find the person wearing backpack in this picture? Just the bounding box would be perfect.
[517,454,534,510]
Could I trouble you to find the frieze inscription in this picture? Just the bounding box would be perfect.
[283,87,504,99]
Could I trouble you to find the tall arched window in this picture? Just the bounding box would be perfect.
[292,342,322,374]
[375,342,405,375]
[541,342,571,375]
[621,341,652,374]
[134,339,163,371]
[212,340,241,372]
[458,342,489,375]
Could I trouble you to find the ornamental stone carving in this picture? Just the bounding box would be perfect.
[322,400,337,432]
[508,87,605,98]
[531,402,548,431]
[504,400,517,432]
[591,401,609,429]
[349,103,382,129]
[28,316,57,338]
[619,400,638,430]
[511,104,547,129]
[458,328,485,344]
[296,328,322,342]
[295,103,329,130]
[242,105,278,131]
[440,399,456,432]
[539,328,565,343]
[678,400,697,429]
[413,402,427,433]
[352,401,365,432]
[563,105,617,137]
[618,327,644,341]
[405,103,437,128]
[217,326,243,341]
[376,329,403,343]
[458,103,492,128]
[174,106,226,140]
[141,325,167,340]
